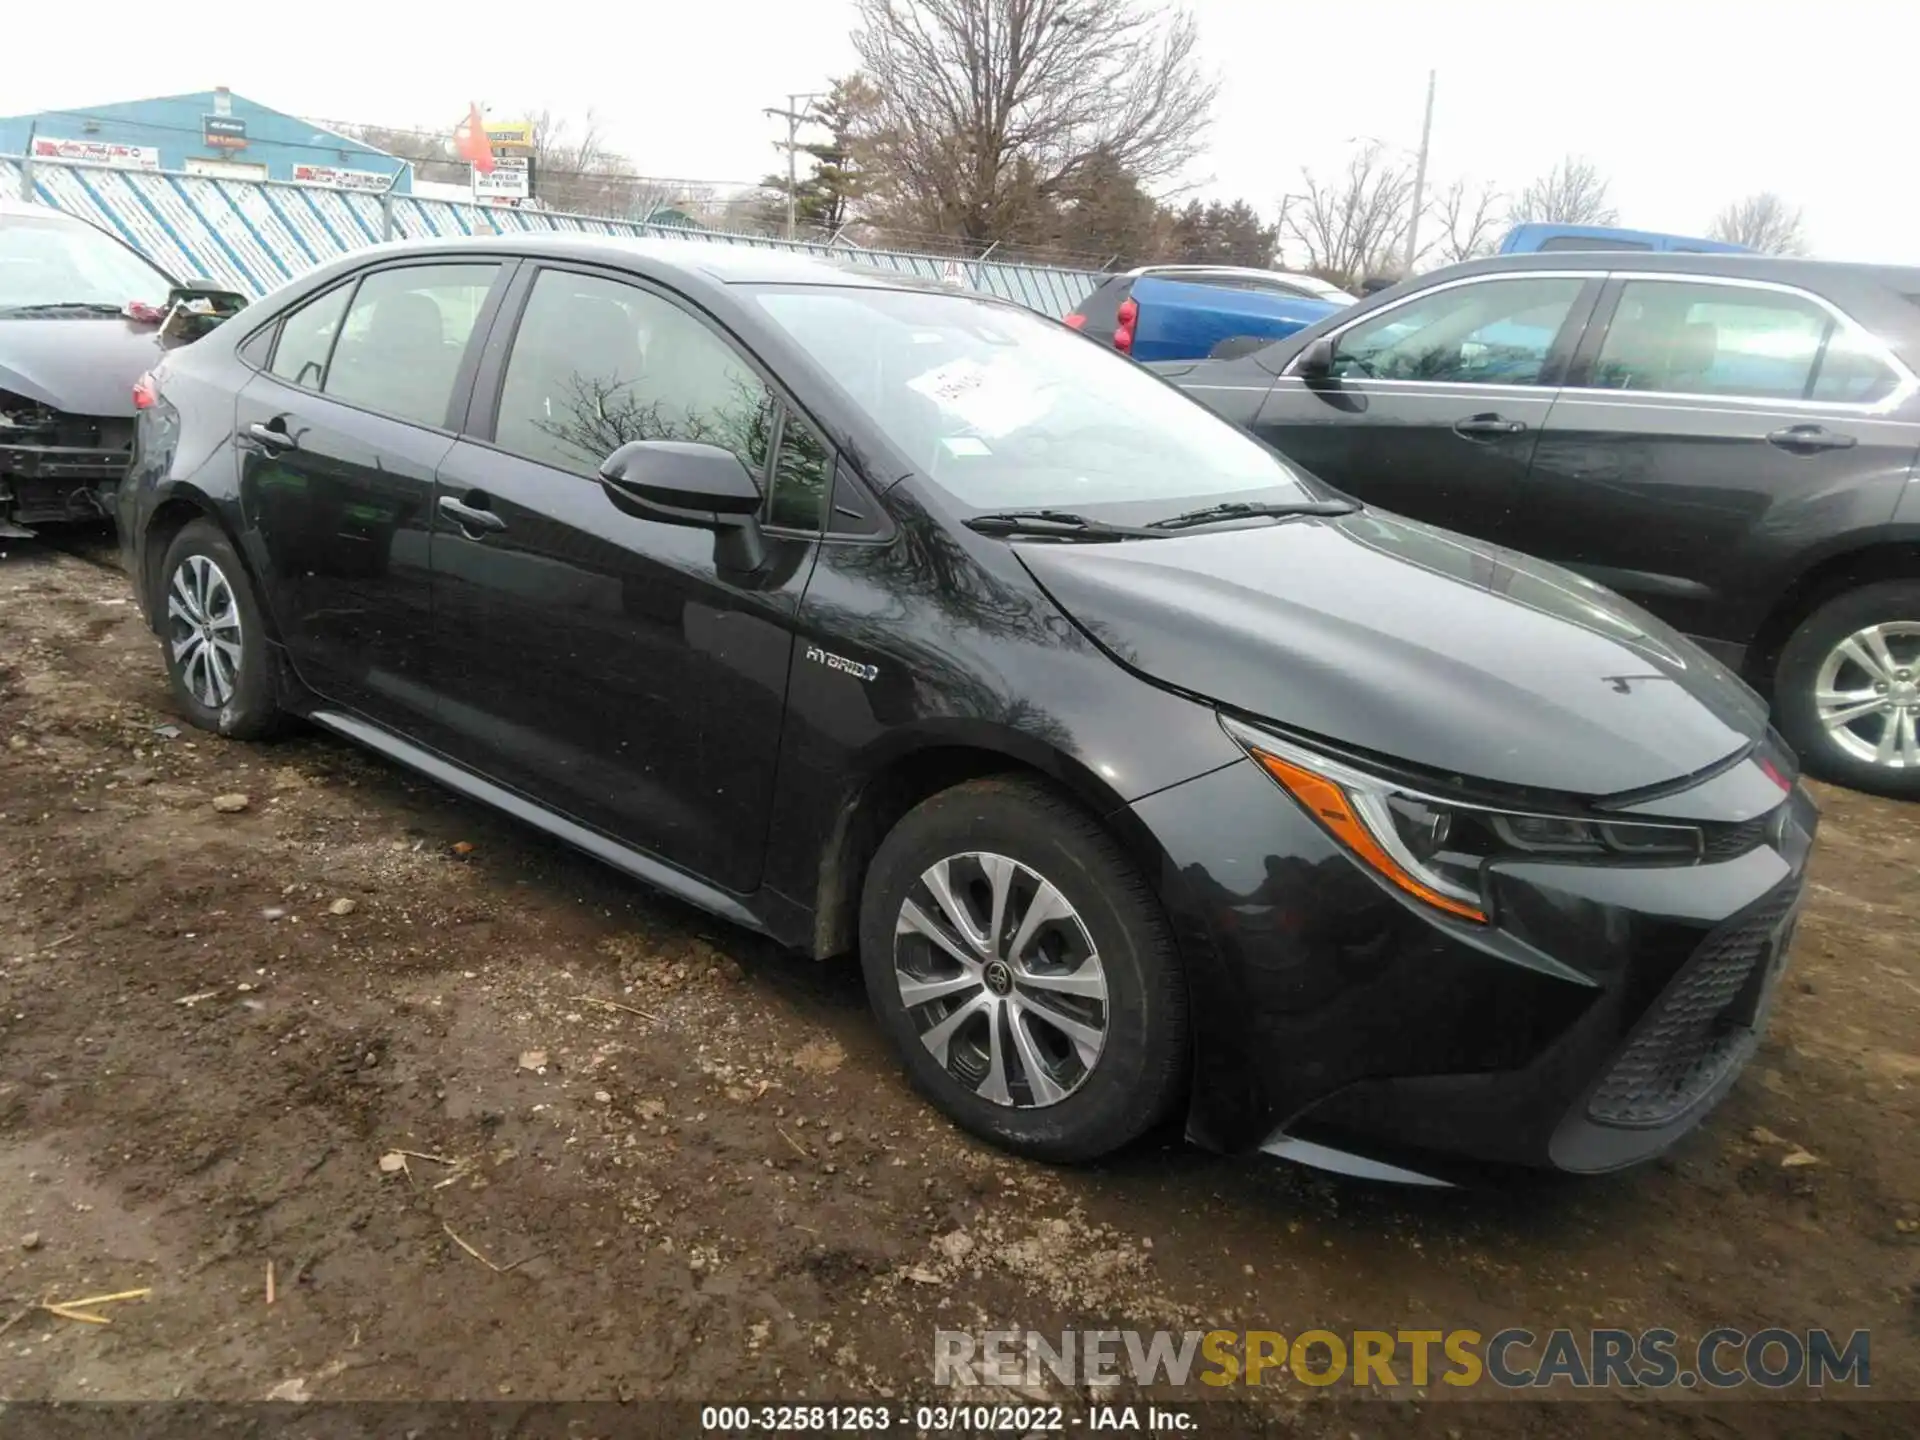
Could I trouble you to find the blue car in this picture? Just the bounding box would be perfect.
[1064,265,1355,363]
[1499,223,1750,256]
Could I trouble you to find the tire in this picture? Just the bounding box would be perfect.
[155,518,282,740]
[1773,580,1920,799]
[858,776,1188,1162]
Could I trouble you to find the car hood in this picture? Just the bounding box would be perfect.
[0,316,165,417]
[1015,509,1768,798]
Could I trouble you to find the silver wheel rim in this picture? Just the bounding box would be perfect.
[1815,620,1920,768]
[166,554,243,710]
[893,851,1108,1109]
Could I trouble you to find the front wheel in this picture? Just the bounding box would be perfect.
[1773,580,1920,799]
[858,776,1189,1162]
[156,518,282,739]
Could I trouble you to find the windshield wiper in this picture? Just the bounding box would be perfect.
[963,508,1165,541]
[0,302,130,317]
[1148,498,1358,532]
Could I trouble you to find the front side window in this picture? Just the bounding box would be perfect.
[1332,277,1585,386]
[323,263,501,427]
[1591,281,1856,401]
[269,283,352,390]
[495,269,773,481]
[0,213,173,313]
[752,285,1311,515]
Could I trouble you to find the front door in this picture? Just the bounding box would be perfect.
[236,259,506,727]
[427,264,831,893]
[1250,273,1599,547]
[1523,276,1920,647]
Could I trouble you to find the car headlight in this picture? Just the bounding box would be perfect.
[1223,719,1703,924]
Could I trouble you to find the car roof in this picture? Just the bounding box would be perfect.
[0,198,91,223]
[1127,263,1328,283]
[1431,248,1920,292]
[332,231,965,297]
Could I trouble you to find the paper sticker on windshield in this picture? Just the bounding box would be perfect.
[941,436,991,458]
[907,358,1051,437]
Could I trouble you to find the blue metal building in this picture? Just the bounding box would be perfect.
[0,88,409,194]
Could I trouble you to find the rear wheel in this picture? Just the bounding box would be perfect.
[1773,580,1920,799]
[156,519,282,739]
[858,776,1188,1162]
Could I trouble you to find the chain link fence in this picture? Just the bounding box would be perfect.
[2,157,1107,319]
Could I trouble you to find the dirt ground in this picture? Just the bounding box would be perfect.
[1,535,1916,1436]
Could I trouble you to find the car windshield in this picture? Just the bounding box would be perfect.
[0,213,173,313]
[752,285,1313,516]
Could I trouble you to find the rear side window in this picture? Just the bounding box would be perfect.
[269,283,352,390]
[1331,276,1585,385]
[322,263,501,427]
[1592,280,1900,403]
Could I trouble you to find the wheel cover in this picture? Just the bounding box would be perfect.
[893,851,1108,1109]
[1814,620,1920,768]
[166,554,243,709]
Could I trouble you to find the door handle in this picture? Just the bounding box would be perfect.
[1767,424,1857,453]
[438,494,506,535]
[1453,413,1528,437]
[245,420,296,452]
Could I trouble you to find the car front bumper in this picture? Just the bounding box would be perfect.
[1131,749,1817,1181]
[0,440,130,527]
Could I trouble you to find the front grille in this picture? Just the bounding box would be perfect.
[1586,886,1798,1128]
[1701,811,1772,862]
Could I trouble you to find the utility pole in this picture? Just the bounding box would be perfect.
[763,92,825,241]
[1402,69,1436,275]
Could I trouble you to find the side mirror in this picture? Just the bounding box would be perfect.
[599,440,762,517]
[1294,336,1337,380]
[598,439,766,570]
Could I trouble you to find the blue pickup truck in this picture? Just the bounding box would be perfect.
[1063,265,1355,362]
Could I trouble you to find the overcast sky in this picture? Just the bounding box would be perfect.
[10,0,1915,265]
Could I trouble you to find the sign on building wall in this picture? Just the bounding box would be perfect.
[292,163,393,194]
[203,115,248,150]
[29,136,161,171]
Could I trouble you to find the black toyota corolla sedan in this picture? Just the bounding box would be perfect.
[118,235,1817,1184]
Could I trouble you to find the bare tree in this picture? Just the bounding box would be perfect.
[1283,144,1415,286]
[1429,177,1505,265]
[1711,191,1808,254]
[850,0,1217,245]
[1511,155,1617,226]
[524,109,676,219]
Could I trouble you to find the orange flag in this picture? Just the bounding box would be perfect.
[455,103,496,175]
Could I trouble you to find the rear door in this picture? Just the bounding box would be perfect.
[235,258,507,727]
[1248,272,1601,546]
[1522,275,1920,648]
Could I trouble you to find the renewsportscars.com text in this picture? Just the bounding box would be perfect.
[935,1327,1871,1390]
